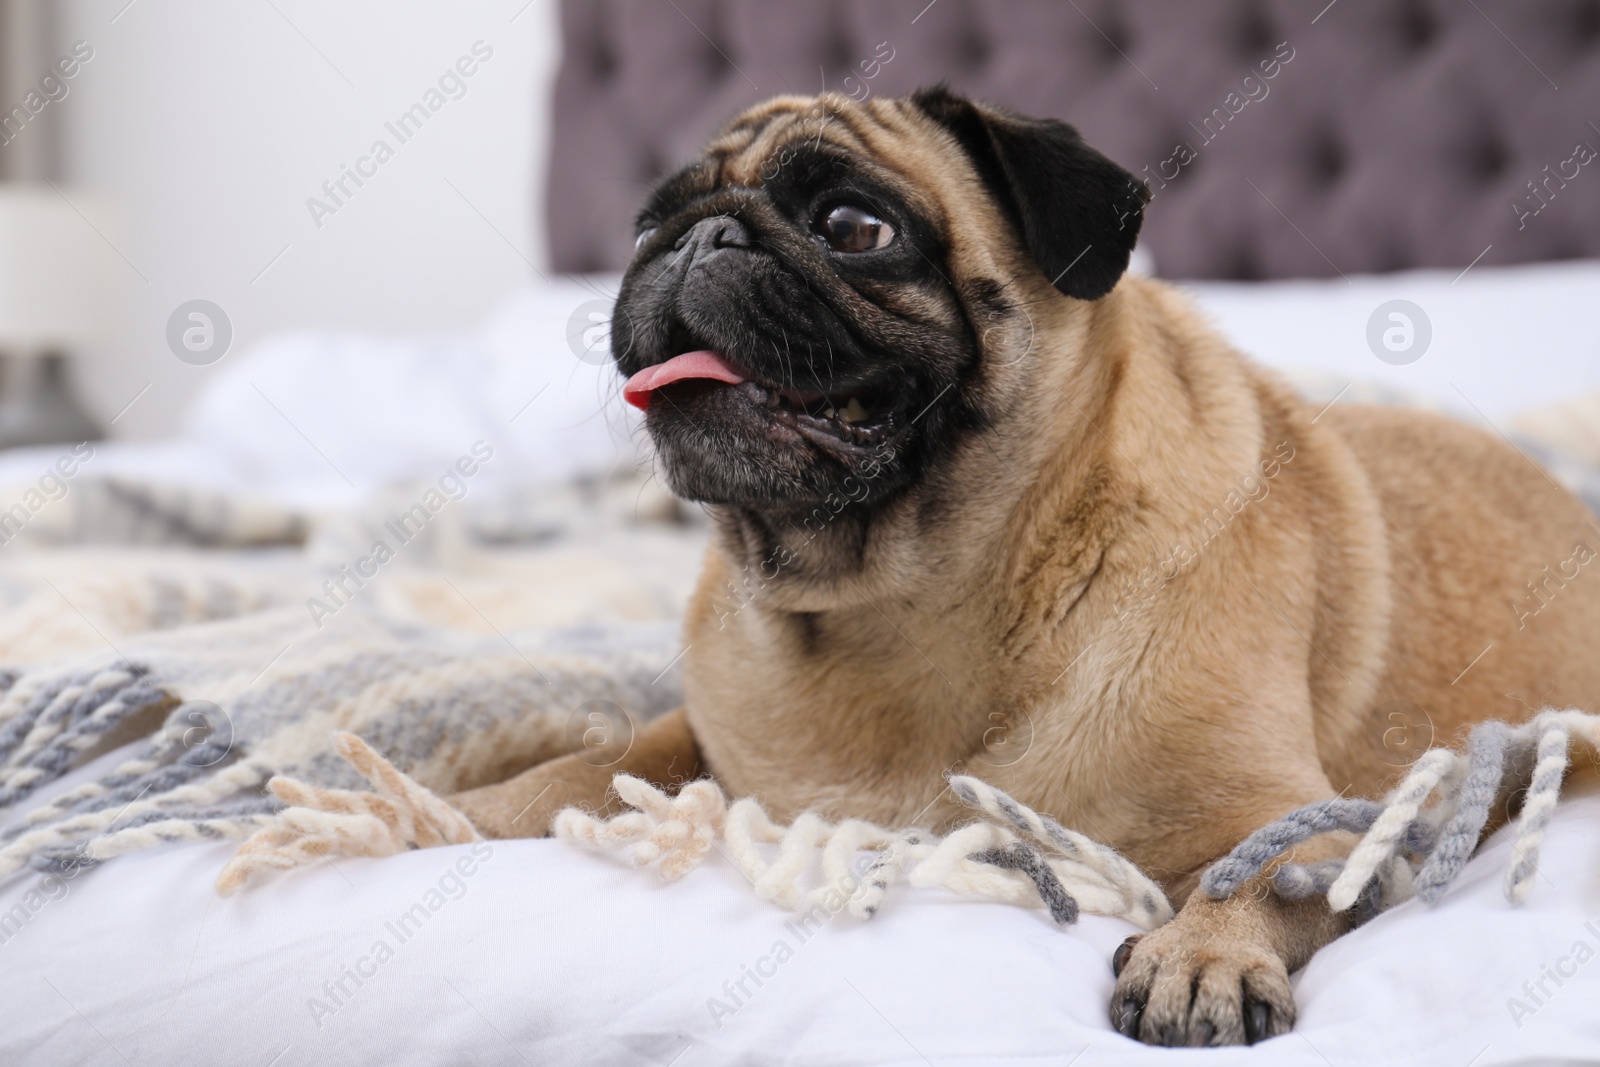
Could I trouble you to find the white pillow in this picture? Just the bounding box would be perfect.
[1180,258,1600,419]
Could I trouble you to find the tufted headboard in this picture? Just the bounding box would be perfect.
[547,0,1600,280]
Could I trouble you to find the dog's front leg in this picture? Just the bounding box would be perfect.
[449,706,701,838]
[1109,832,1356,1047]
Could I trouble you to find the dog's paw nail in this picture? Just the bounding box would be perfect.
[1111,934,1140,977]
[1243,995,1272,1045]
[1114,994,1145,1038]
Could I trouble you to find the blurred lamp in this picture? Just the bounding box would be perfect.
[0,184,119,449]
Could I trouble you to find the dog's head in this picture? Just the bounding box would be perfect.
[614,87,1146,569]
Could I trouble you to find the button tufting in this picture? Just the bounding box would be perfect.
[1574,0,1600,40]
[704,41,732,78]
[1236,6,1276,57]
[547,0,1600,278]
[960,29,985,69]
[1372,244,1410,275]
[1397,1,1436,51]
[1097,18,1131,62]
[819,31,851,74]
[959,29,992,71]
[1227,246,1261,282]
[1310,136,1345,185]
[1469,138,1508,180]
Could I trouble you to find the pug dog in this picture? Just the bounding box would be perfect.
[451,87,1600,1047]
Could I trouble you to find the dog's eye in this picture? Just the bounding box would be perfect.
[634,226,658,250]
[813,203,894,253]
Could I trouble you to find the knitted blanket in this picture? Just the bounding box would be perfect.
[0,469,700,885]
[0,604,687,881]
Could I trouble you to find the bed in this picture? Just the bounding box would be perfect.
[4,2,1600,1064]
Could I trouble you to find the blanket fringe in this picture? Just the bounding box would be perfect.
[554,774,1171,928]
[1201,708,1600,917]
[219,709,1595,929]
[216,733,1173,928]
[215,732,479,894]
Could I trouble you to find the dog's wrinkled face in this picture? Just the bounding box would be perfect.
[613,87,1146,535]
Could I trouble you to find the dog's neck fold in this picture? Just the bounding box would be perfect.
[696,277,1271,685]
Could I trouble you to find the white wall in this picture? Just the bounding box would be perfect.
[54,0,561,440]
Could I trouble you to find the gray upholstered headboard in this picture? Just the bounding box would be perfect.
[547,0,1600,280]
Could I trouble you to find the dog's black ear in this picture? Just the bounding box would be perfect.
[912,85,1148,300]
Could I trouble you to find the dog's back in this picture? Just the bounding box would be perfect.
[1316,401,1600,798]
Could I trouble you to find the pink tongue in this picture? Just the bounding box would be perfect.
[623,350,748,410]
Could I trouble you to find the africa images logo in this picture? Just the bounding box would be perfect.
[166,300,233,365]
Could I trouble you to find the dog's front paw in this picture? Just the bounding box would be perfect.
[1109,918,1295,1047]
[450,752,615,839]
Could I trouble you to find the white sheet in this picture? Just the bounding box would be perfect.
[3,769,1597,1066]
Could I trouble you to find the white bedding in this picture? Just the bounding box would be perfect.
[3,740,1598,1066]
[4,260,1600,1065]
[0,276,642,510]
[1180,258,1600,419]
